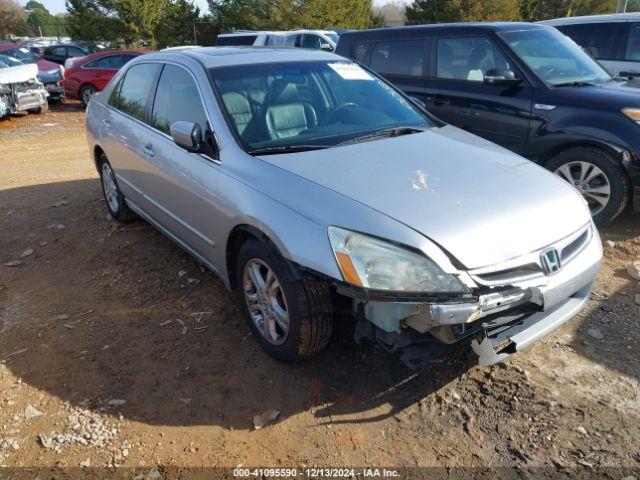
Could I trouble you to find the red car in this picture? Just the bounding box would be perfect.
[63,50,147,106]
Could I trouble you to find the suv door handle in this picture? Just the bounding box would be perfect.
[143,144,155,157]
[101,119,111,128]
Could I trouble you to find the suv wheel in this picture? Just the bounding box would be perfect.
[236,238,333,362]
[98,154,137,223]
[81,85,97,107]
[547,147,630,226]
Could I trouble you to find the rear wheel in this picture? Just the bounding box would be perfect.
[547,147,630,226]
[236,238,333,362]
[81,85,97,107]
[98,154,137,223]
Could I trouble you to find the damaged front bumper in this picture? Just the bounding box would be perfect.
[338,223,602,366]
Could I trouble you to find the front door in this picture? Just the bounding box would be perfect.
[425,35,533,154]
[137,63,222,263]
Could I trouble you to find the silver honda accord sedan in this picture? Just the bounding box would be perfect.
[86,47,602,367]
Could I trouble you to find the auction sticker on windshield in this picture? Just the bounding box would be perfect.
[328,62,373,80]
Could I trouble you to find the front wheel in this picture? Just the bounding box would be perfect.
[28,102,48,115]
[236,238,333,362]
[547,147,630,227]
[81,85,97,107]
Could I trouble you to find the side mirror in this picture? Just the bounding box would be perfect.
[170,121,203,152]
[483,69,522,86]
[320,43,334,52]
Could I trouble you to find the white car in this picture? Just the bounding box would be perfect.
[0,59,48,118]
[215,30,339,51]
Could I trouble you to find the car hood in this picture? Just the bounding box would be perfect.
[0,63,38,84]
[260,126,591,269]
[557,79,640,109]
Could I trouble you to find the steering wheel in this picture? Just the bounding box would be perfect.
[328,102,359,123]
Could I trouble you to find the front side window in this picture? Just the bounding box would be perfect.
[211,61,434,153]
[352,42,370,63]
[558,23,619,60]
[110,63,160,121]
[151,64,208,135]
[300,34,322,50]
[437,37,510,81]
[68,47,86,58]
[626,23,640,61]
[500,28,611,86]
[370,40,425,77]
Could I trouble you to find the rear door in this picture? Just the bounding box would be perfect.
[364,38,429,104]
[424,35,533,154]
[102,62,161,204]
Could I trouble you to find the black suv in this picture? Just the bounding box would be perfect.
[337,23,640,226]
[43,43,99,65]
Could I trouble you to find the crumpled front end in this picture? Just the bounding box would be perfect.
[0,78,48,115]
[343,222,602,368]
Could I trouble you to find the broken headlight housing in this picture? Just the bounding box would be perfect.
[328,226,467,293]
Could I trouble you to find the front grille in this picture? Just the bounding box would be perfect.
[470,224,592,287]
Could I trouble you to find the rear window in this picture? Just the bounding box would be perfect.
[215,35,257,46]
[109,63,160,121]
[370,40,426,77]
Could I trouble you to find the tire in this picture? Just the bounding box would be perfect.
[546,147,631,227]
[98,154,137,223]
[28,102,48,115]
[236,238,333,362]
[80,85,97,107]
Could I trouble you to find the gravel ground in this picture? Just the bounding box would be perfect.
[0,103,639,477]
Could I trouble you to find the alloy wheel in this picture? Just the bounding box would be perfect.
[243,258,289,345]
[83,88,95,105]
[101,162,119,213]
[554,161,611,216]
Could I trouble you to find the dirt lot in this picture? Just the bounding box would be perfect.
[0,103,639,477]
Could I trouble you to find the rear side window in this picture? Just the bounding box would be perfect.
[370,40,425,77]
[50,46,65,56]
[436,37,510,81]
[110,63,160,121]
[68,47,86,58]
[151,65,208,135]
[216,35,257,46]
[557,23,619,60]
[626,23,640,61]
[86,54,130,69]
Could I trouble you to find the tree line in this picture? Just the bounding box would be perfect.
[0,0,636,49]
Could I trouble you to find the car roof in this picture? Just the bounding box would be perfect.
[539,12,640,25]
[137,46,340,68]
[338,22,548,41]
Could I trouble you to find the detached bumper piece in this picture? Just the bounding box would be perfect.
[471,281,592,365]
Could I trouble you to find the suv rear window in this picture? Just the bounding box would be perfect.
[216,35,257,46]
[370,40,425,77]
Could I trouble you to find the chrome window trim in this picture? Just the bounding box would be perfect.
[106,59,221,166]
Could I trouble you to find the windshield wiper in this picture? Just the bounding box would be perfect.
[337,126,427,147]
[248,144,330,155]
[553,81,599,87]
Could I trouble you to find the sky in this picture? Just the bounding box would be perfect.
[27,0,395,15]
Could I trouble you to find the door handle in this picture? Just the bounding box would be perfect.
[101,119,111,128]
[143,144,155,157]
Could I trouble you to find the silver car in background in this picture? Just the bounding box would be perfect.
[86,47,602,367]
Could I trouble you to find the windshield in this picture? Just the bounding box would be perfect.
[499,28,611,86]
[0,47,37,64]
[0,55,23,68]
[210,61,434,152]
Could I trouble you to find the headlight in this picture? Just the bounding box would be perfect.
[328,226,466,293]
[622,108,640,125]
